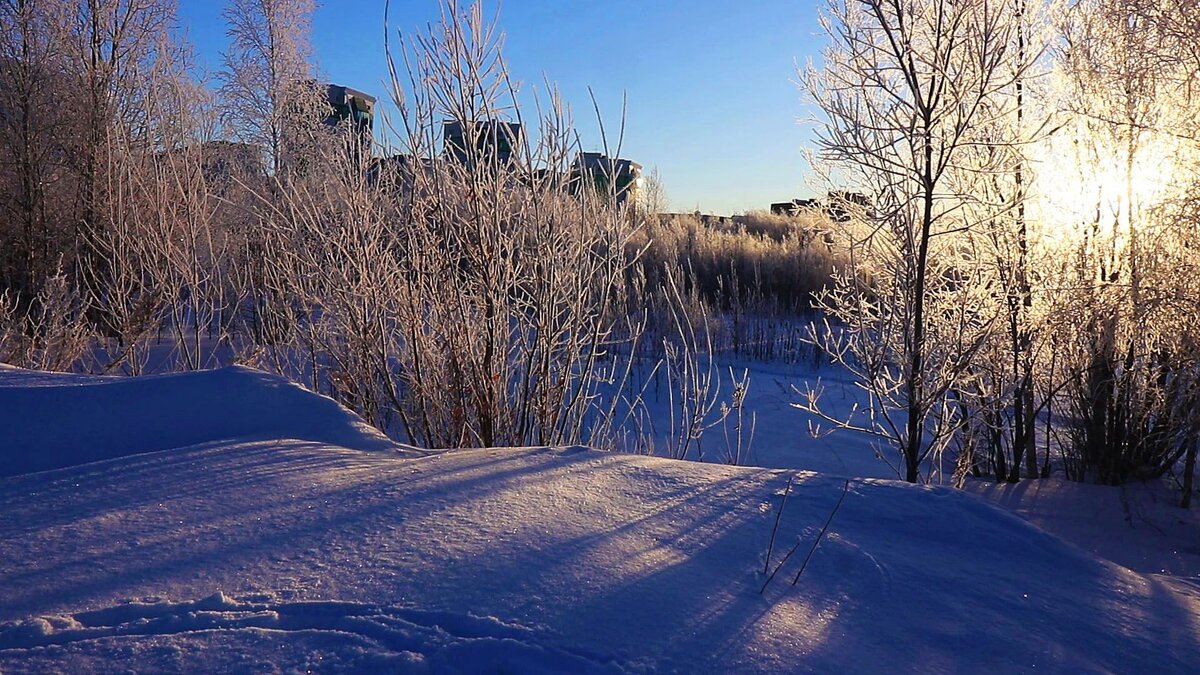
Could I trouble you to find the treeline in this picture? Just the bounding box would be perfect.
[627,210,842,363]
[803,0,1200,500]
[638,211,838,314]
[0,0,321,374]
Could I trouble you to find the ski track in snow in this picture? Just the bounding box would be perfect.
[0,592,625,674]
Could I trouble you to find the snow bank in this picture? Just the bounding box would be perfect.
[1,437,1197,672]
[1,366,1196,672]
[0,366,402,477]
[967,477,1200,577]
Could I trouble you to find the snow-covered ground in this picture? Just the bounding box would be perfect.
[964,477,1200,578]
[0,366,1197,672]
[633,358,899,478]
[0,364,411,478]
[648,359,1200,577]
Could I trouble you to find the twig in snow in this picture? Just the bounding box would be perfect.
[791,479,851,586]
[759,537,803,595]
[762,474,795,575]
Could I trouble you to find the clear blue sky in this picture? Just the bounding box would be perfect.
[176,0,827,215]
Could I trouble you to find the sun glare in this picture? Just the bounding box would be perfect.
[1031,130,1181,243]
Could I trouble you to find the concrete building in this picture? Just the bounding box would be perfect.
[442,120,521,166]
[571,152,643,206]
[770,192,871,222]
[770,198,820,216]
[324,84,375,138]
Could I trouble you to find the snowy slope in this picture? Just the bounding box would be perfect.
[0,367,1198,672]
[0,365,408,477]
[966,477,1200,578]
[0,448,1197,671]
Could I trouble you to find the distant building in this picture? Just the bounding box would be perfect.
[199,141,265,181]
[443,120,521,166]
[825,191,871,222]
[153,140,265,197]
[571,152,643,206]
[770,198,820,216]
[324,84,375,169]
[276,81,376,175]
[197,140,265,196]
[658,212,735,228]
[770,192,871,222]
[367,152,436,189]
[375,139,645,210]
[324,84,375,140]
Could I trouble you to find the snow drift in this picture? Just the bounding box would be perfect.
[0,366,1197,672]
[0,365,402,477]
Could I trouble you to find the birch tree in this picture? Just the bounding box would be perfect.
[69,0,175,288]
[950,0,1066,483]
[0,0,73,299]
[1051,0,1200,486]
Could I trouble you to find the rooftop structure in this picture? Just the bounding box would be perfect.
[770,192,871,222]
[325,84,376,138]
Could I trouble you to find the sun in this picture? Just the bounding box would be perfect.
[1029,127,1181,244]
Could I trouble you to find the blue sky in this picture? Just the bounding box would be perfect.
[176,0,827,215]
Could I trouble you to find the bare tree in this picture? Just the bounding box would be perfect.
[0,264,89,371]
[68,0,176,290]
[639,167,667,216]
[799,0,1027,483]
[1049,0,1200,487]
[219,0,317,177]
[0,0,74,299]
[1157,0,1200,507]
[948,0,1068,484]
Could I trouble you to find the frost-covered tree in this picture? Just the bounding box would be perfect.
[0,0,75,298]
[219,0,317,176]
[1048,0,1200,487]
[800,0,1030,483]
[948,0,1066,484]
[70,0,176,279]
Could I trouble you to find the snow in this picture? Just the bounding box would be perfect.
[634,359,901,478]
[0,592,616,673]
[965,477,1200,578]
[0,365,412,478]
[1,365,1198,672]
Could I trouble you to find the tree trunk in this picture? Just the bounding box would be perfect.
[905,122,936,485]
